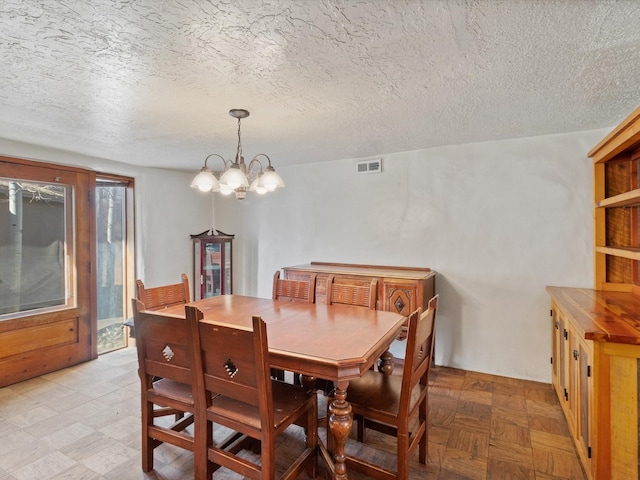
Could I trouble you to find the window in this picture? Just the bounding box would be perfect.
[0,178,74,317]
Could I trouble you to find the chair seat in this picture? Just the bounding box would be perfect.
[208,380,315,431]
[150,378,194,405]
[328,298,437,480]
[347,370,427,421]
[187,309,318,480]
[132,296,197,473]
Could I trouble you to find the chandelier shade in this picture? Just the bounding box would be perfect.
[190,165,219,192]
[191,109,284,200]
[249,172,268,194]
[260,165,286,192]
[219,165,249,189]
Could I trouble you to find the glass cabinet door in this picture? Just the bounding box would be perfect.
[192,231,234,300]
[203,241,222,298]
[224,240,232,294]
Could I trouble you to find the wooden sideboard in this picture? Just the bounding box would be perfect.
[548,286,640,480]
[282,262,436,318]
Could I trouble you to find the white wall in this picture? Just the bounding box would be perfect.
[214,129,606,383]
[0,139,213,290]
[1,129,607,383]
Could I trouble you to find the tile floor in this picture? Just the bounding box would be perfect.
[0,347,585,479]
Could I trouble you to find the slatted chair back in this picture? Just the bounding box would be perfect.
[136,273,190,311]
[131,298,195,472]
[399,294,438,419]
[326,274,377,309]
[271,270,318,381]
[333,296,438,480]
[272,270,317,303]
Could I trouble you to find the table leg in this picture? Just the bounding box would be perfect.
[328,381,352,480]
[300,374,317,391]
[378,348,394,374]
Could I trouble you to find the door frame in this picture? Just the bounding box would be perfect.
[95,174,136,353]
[0,156,96,386]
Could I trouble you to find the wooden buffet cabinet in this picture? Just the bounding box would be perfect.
[282,262,436,319]
[549,105,640,480]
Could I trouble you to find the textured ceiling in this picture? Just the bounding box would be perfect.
[1,1,640,172]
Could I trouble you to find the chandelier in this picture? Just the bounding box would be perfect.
[190,109,285,200]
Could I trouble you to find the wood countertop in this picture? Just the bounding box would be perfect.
[547,286,640,344]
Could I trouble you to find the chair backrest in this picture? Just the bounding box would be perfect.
[131,298,193,387]
[272,270,317,303]
[399,295,438,417]
[326,274,377,309]
[136,273,190,311]
[186,306,274,428]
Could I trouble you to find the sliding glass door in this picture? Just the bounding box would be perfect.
[96,179,133,354]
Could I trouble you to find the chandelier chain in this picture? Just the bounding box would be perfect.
[236,117,243,162]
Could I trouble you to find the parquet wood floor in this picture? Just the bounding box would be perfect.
[0,347,585,480]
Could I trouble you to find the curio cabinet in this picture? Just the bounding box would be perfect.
[191,229,234,300]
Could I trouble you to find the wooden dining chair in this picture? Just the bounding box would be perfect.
[131,298,196,473]
[271,270,317,381]
[329,295,438,480]
[186,305,318,480]
[325,274,377,310]
[136,273,190,310]
[272,270,317,303]
[317,274,379,392]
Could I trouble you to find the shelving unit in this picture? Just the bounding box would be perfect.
[548,105,640,480]
[590,105,640,293]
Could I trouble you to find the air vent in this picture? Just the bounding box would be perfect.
[356,158,382,174]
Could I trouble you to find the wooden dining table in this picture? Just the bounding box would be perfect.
[150,294,405,480]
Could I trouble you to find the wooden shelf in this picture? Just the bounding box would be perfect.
[590,104,640,292]
[597,188,640,208]
[588,105,640,164]
[595,245,640,261]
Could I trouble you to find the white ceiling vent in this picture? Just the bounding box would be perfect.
[356,158,382,174]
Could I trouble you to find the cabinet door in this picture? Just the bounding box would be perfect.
[221,240,232,294]
[550,306,562,393]
[194,238,232,299]
[577,340,594,472]
[557,314,578,432]
[550,303,595,480]
[382,281,418,316]
[203,241,222,298]
[566,323,579,432]
[558,315,568,404]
